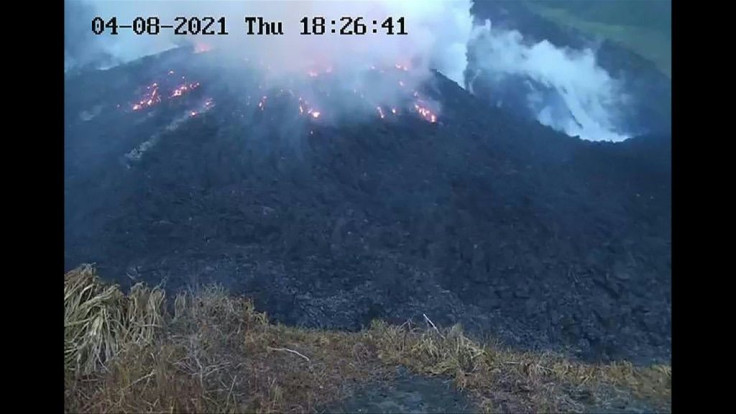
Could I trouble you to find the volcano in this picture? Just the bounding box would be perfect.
[64,45,670,365]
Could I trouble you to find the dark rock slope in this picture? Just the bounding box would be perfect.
[65,48,670,365]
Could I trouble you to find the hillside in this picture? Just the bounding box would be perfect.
[522,0,671,77]
[65,46,671,367]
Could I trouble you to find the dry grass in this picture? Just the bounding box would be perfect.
[64,264,165,375]
[369,321,670,412]
[64,265,671,413]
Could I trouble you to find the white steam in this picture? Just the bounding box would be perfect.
[467,20,630,142]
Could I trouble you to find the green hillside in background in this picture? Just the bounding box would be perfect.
[523,0,672,77]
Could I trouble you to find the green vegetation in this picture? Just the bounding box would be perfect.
[65,265,671,413]
[523,0,672,77]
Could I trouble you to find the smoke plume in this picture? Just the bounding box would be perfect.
[466,20,630,141]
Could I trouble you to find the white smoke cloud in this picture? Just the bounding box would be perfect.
[467,20,630,142]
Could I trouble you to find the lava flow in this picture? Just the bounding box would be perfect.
[171,82,200,98]
[128,58,440,127]
[129,73,203,112]
[132,83,161,111]
[311,62,439,124]
[414,102,437,123]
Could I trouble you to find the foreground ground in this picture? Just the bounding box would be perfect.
[65,266,670,413]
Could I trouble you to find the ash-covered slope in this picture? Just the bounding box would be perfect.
[65,47,670,364]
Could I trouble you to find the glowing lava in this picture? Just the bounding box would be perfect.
[132,82,161,111]
[129,75,205,112]
[208,63,440,126]
[171,82,200,98]
[414,103,437,123]
[189,97,215,118]
[194,42,212,54]
[295,96,323,120]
